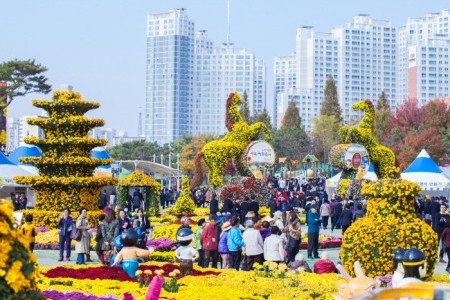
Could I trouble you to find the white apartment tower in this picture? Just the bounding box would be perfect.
[145,9,195,145]
[331,15,397,121]
[398,9,450,106]
[273,55,296,127]
[193,39,266,135]
[274,27,338,131]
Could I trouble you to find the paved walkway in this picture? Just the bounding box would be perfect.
[34,224,449,275]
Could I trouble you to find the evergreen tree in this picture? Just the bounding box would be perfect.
[321,75,343,122]
[0,59,51,147]
[311,115,341,162]
[252,108,272,130]
[240,90,251,123]
[376,90,390,110]
[281,100,301,129]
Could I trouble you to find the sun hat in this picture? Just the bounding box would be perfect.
[245,211,255,219]
[222,221,232,232]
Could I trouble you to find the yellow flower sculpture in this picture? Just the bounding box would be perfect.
[14,90,118,212]
[338,99,395,179]
[339,177,438,278]
[172,177,195,215]
[192,92,271,187]
[0,199,43,299]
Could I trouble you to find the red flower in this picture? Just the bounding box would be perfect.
[43,264,219,282]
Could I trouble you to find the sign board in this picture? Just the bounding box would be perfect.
[344,144,370,171]
[243,141,276,179]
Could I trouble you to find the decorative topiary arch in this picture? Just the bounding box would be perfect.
[116,170,161,216]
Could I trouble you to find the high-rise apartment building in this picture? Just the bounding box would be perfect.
[275,27,339,131]
[398,9,450,105]
[274,15,396,129]
[193,37,266,135]
[332,15,397,121]
[273,55,296,127]
[146,9,266,141]
[6,117,20,151]
[145,9,194,145]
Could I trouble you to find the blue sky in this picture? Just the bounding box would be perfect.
[1,0,448,136]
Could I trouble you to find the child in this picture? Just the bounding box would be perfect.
[111,229,154,278]
[21,214,37,252]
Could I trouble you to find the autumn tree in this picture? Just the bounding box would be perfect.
[321,75,342,123]
[179,134,214,175]
[0,59,51,147]
[311,115,341,162]
[376,90,390,110]
[281,100,301,129]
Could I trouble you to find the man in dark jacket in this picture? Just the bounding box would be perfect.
[240,196,251,222]
[209,195,219,216]
[341,204,354,235]
[434,204,450,263]
[221,197,233,213]
[249,194,259,216]
[431,197,441,228]
[268,197,277,218]
[331,200,343,231]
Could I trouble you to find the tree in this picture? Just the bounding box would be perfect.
[271,127,310,162]
[376,90,390,110]
[311,115,341,162]
[391,98,423,137]
[179,134,214,175]
[240,90,251,123]
[397,127,446,170]
[374,90,393,143]
[252,107,272,130]
[281,100,301,129]
[422,99,449,130]
[109,140,162,161]
[321,75,342,122]
[0,59,51,147]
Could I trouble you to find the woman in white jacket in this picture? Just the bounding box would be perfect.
[263,226,285,262]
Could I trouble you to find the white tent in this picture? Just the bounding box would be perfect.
[326,172,341,196]
[0,152,35,206]
[401,149,450,198]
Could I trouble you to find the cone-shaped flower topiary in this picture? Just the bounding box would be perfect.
[339,169,437,278]
[0,199,44,299]
[14,90,118,212]
[172,176,195,216]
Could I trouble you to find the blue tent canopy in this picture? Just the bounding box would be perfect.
[91,147,111,160]
[8,145,41,165]
[91,147,111,169]
[403,149,441,174]
[0,151,15,165]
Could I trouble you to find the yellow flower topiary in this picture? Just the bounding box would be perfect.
[192,92,271,187]
[338,99,395,179]
[0,199,44,299]
[172,177,196,216]
[339,178,437,278]
[14,90,118,212]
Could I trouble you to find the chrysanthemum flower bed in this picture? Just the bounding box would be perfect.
[38,262,341,299]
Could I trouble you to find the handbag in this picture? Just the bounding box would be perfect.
[70,227,82,241]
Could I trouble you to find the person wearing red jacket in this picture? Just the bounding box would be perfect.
[313,252,337,274]
[201,215,219,268]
